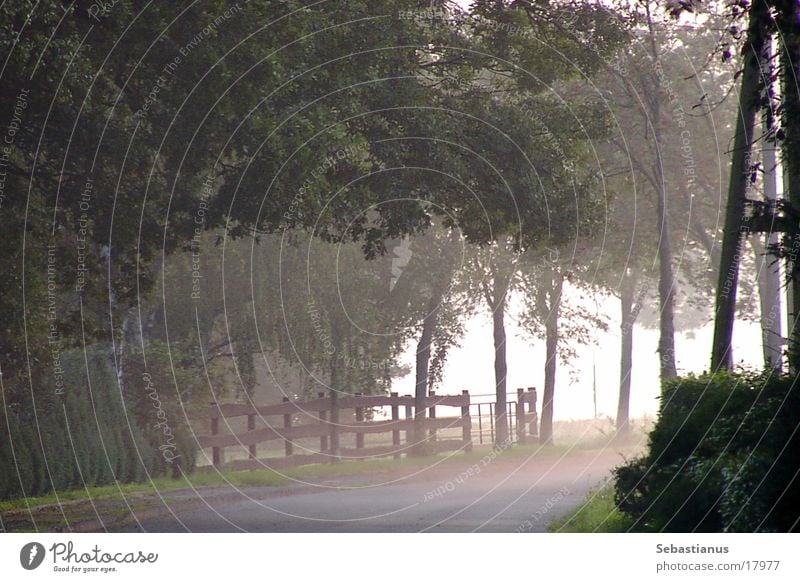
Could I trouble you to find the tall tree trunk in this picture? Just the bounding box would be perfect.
[616,277,636,433]
[413,297,438,455]
[539,270,563,446]
[752,236,783,369]
[654,168,677,380]
[480,248,514,449]
[115,308,133,388]
[328,354,340,461]
[711,4,768,371]
[492,295,509,447]
[114,304,142,395]
[778,2,800,371]
[751,41,783,371]
[642,3,677,380]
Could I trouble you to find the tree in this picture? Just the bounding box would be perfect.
[592,4,768,429]
[384,227,475,453]
[775,0,800,370]
[603,2,746,374]
[467,239,519,446]
[710,2,771,371]
[530,260,565,445]
[600,0,682,380]
[517,246,609,442]
[0,0,628,494]
[683,0,800,372]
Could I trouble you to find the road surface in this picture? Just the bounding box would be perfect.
[114,448,621,532]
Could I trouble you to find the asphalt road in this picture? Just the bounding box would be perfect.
[116,449,622,533]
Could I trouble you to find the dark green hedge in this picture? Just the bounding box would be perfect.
[615,372,800,532]
[0,344,196,500]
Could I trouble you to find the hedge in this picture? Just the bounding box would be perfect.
[0,344,196,500]
[614,371,800,532]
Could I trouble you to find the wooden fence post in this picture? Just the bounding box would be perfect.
[461,390,472,452]
[355,392,365,455]
[211,402,221,468]
[528,387,538,437]
[282,397,293,457]
[428,391,437,446]
[391,392,401,459]
[329,389,340,462]
[508,401,515,444]
[318,391,328,452]
[516,388,526,444]
[477,403,483,445]
[404,400,413,444]
[248,412,257,459]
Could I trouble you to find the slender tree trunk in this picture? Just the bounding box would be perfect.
[654,168,677,380]
[752,44,783,371]
[616,279,636,434]
[414,317,434,408]
[329,349,340,461]
[115,306,139,392]
[651,99,677,380]
[413,300,437,455]
[711,4,768,371]
[480,243,515,448]
[777,2,800,371]
[751,236,783,369]
[492,296,509,447]
[539,270,563,446]
[643,3,677,381]
[540,318,558,445]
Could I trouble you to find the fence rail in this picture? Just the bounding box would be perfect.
[199,387,537,470]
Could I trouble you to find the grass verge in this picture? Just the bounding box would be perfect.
[0,470,288,514]
[548,483,632,532]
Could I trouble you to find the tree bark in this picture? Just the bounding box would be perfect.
[755,42,783,371]
[492,295,509,447]
[654,167,678,380]
[413,297,438,455]
[751,237,783,369]
[481,250,514,448]
[539,269,563,446]
[328,344,341,461]
[690,209,722,283]
[616,277,636,434]
[643,2,677,380]
[777,2,800,371]
[711,4,768,371]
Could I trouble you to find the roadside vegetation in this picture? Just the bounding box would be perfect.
[549,484,632,533]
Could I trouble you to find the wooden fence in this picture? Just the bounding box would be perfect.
[198,387,539,471]
[514,387,538,444]
[198,390,474,471]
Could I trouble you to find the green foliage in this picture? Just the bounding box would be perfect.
[614,372,800,532]
[120,341,198,477]
[550,485,633,532]
[0,345,187,500]
[0,0,629,500]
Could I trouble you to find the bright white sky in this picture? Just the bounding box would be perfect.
[392,288,766,421]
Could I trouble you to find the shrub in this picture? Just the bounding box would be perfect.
[0,343,197,501]
[614,371,800,532]
[120,340,198,477]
